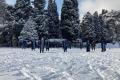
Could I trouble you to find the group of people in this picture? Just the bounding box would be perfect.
[31,37,50,53]
[86,40,107,52]
[20,38,108,52]
[20,38,70,53]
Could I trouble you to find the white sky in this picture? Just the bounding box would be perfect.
[6,0,120,20]
[79,0,120,19]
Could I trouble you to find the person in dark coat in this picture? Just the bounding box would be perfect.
[91,41,96,51]
[101,41,106,52]
[31,40,36,51]
[38,40,41,50]
[45,39,50,51]
[86,40,90,52]
[63,40,68,52]
[68,41,72,49]
[21,40,27,49]
[36,40,39,48]
[40,37,45,53]
[19,40,23,49]
[79,39,83,49]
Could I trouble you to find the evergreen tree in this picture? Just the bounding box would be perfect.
[92,9,109,52]
[37,10,49,39]
[33,0,47,39]
[47,0,60,38]
[81,12,96,41]
[5,5,15,22]
[61,0,80,41]
[72,0,81,39]
[103,10,117,43]
[116,21,120,44]
[19,17,39,41]
[15,0,31,20]
[102,10,120,45]
[0,5,15,46]
[34,0,45,14]
[99,14,109,52]
[115,11,120,44]
[81,12,96,52]
[93,11,101,42]
[0,0,6,24]
[11,0,32,46]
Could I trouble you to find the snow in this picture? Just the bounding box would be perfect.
[48,39,66,42]
[96,43,120,48]
[0,48,120,80]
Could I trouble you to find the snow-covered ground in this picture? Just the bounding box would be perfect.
[0,48,120,80]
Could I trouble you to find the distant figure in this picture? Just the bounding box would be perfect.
[79,39,83,49]
[31,40,36,51]
[68,41,72,49]
[45,39,50,51]
[36,40,39,48]
[21,40,27,49]
[86,40,90,52]
[40,37,45,53]
[91,41,96,51]
[63,40,68,52]
[101,41,106,52]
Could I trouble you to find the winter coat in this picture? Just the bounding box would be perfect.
[40,38,44,50]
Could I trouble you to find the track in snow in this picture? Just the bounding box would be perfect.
[0,48,120,80]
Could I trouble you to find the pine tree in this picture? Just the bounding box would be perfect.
[15,0,31,20]
[61,0,80,41]
[11,0,32,47]
[36,10,49,39]
[5,5,15,22]
[116,21,120,44]
[34,0,45,14]
[115,11,120,43]
[72,0,81,39]
[33,0,48,39]
[0,5,15,46]
[81,12,96,41]
[93,11,101,42]
[99,14,109,52]
[19,17,39,41]
[81,12,96,52]
[99,12,109,41]
[93,9,109,52]
[47,0,60,38]
[102,10,117,43]
[102,10,120,44]
[0,0,6,25]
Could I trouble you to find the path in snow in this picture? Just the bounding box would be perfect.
[0,48,120,80]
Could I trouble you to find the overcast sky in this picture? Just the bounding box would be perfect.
[6,0,120,20]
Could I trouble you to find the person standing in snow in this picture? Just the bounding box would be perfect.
[31,40,36,51]
[63,40,68,52]
[45,39,50,51]
[91,41,96,51]
[86,40,90,52]
[19,40,23,49]
[79,39,83,49]
[68,41,72,49]
[36,40,39,49]
[21,40,27,49]
[101,41,106,52]
[40,37,45,53]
